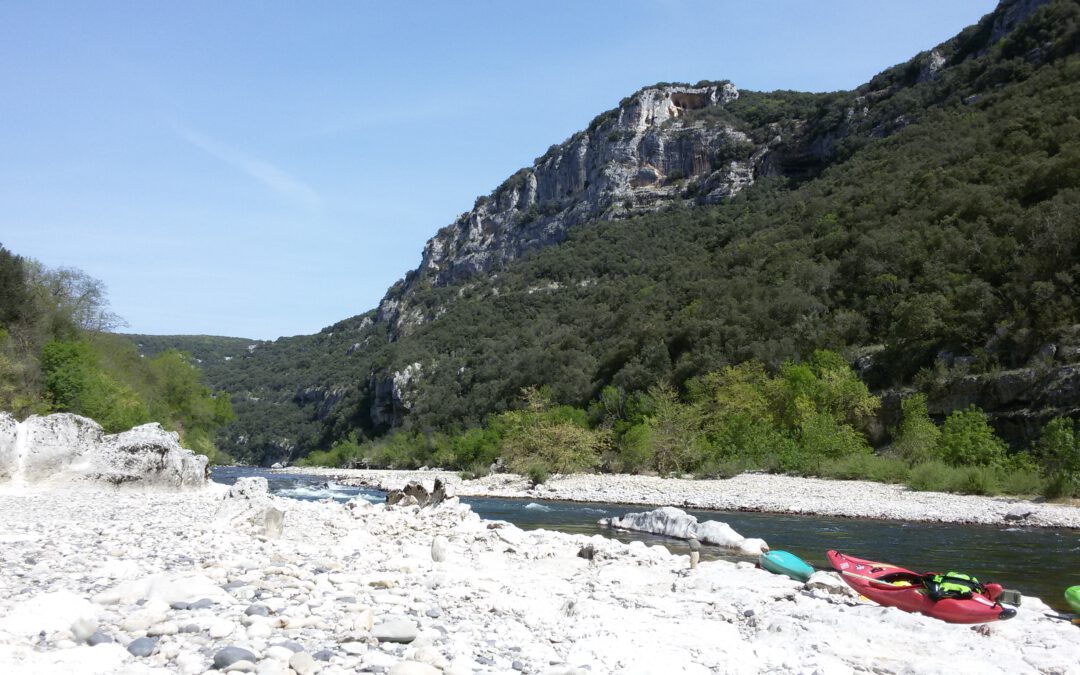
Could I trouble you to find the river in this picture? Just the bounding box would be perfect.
[212,466,1079,613]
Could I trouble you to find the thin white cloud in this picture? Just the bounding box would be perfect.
[172,123,321,211]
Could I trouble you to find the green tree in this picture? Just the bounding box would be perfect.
[640,383,707,475]
[937,405,1007,467]
[499,387,608,481]
[41,339,149,432]
[1035,417,1080,497]
[894,394,942,464]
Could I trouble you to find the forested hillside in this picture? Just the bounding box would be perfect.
[136,0,1080,484]
[0,245,235,461]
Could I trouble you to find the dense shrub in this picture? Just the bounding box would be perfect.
[1035,417,1080,497]
[893,394,941,464]
[937,405,1007,467]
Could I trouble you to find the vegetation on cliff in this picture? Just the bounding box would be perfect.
[0,244,234,461]
[132,1,1080,494]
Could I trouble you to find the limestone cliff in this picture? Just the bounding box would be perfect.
[377,82,770,339]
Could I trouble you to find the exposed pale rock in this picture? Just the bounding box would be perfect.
[431,535,448,562]
[0,412,207,489]
[603,506,768,554]
[340,641,367,655]
[371,619,418,643]
[0,413,18,479]
[216,476,289,538]
[289,651,320,675]
[0,590,99,639]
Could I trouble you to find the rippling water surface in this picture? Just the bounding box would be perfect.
[213,467,1079,613]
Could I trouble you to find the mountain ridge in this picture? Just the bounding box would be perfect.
[129,0,1080,465]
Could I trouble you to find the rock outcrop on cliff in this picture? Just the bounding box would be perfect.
[377,83,769,340]
[0,412,208,489]
[177,0,1073,463]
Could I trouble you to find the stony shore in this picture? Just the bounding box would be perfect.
[283,468,1080,529]
[1,479,1079,675]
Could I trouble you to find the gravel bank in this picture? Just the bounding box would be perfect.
[2,482,1079,675]
[285,468,1080,529]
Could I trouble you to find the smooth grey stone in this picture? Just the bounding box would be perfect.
[127,637,158,657]
[87,631,113,646]
[312,649,334,661]
[477,655,495,665]
[189,598,216,609]
[245,603,271,616]
[213,646,258,670]
[371,620,417,644]
[223,580,248,590]
[170,601,191,611]
[274,640,304,652]
[513,660,525,671]
[425,608,441,618]
[180,624,200,634]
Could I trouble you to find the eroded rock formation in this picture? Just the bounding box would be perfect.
[0,412,208,490]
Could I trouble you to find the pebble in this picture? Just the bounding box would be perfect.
[148,620,179,636]
[265,645,295,661]
[214,646,259,670]
[371,620,417,644]
[275,639,305,652]
[312,649,335,662]
[209,620,235,638]
[388,662,440,675]
[289,650,319,674]
[126,636,157,657]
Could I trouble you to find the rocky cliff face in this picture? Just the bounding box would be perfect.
[377,82,773,339]
[201,0,1067,457]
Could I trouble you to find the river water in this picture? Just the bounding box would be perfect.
[212,466,1079,613]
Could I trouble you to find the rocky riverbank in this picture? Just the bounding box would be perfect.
[283,468,1080,529]
[1,479,1079,675]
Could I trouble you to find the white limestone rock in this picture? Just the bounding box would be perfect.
[93,422,208,488]
[216,476,289,538]
[8,413,103,482]
[604,506,768,554]
[0,590,99,639]
[0,412,207,489]
[0,412,18,479]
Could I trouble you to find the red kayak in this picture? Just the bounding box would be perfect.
[827,550,1017,624]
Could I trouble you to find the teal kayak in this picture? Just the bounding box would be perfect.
[1066,586,1080,614]
[760,550,814,582]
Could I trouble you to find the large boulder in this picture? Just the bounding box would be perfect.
[0,412,207,490]
[601,506,769,555]
[214,477,286,538]
[12,413,104,482]
[90,422,208,488]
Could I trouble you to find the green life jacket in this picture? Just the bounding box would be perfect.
[924,571,984,600]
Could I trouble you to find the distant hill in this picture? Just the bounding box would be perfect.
[139,0,1080,465]
[126,334,261,370]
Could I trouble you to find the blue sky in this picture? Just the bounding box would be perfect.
[0,0,998,340]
